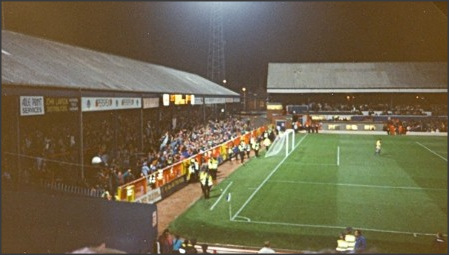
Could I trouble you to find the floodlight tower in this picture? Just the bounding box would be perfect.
[207,2,226,85]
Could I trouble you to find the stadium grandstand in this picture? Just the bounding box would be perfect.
[266,62,447,133]
[1,30,248,253]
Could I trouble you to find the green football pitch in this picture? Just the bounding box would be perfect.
[169,133,447,253]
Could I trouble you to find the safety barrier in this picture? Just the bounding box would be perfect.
[43,181,103,198]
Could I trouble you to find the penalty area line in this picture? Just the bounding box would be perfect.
[415,142,447,162]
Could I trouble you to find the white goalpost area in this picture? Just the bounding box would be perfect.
[265,129,295,158]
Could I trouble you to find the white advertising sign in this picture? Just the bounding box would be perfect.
[81,97,141,112]
[162,94,170,106]
[134,188,162,204]
[20,96,45,116]
[143,98,159,109]
[193,96,203,105]
[204,97,226,104]
[225,97,234,103]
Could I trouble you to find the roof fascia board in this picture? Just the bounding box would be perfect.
[267,88,448,93]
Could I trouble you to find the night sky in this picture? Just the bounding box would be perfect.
[2,2,447,93]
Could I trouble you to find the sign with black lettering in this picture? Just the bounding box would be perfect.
[81,97,141,112]
[20,96,45,116]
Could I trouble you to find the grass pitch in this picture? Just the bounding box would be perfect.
[169,133,447,253]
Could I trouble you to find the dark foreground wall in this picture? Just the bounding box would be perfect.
[2,189,158,253]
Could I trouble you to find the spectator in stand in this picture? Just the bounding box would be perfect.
[122,168,135,183]
[258,241,276,253]
[141,161,150,182]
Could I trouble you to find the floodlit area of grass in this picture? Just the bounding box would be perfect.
[169,133,447,253]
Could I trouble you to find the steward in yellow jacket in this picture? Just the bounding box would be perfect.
[199,169,213,199]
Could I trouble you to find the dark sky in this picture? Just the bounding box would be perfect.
[2,2,447,93]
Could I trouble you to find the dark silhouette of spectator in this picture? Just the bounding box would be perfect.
[201,244,210,253]
[238,141,246,164]
[158,228,173,254]
[354,229,366,253]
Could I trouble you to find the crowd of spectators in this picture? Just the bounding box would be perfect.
[93,114,255,198]
[3,114,79,186]
[294,101,447,116]
[4,105,259,196]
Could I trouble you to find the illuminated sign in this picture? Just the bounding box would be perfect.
[266,103,283,110]
[170,94,192,105]
[163,94,193,106]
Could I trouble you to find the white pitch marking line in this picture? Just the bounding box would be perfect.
[209,181,233,211]
[282,162,337,166]
[269,180,447,191]
[416,142,447,162]
[337,146,340,166]
[230,219,442,236]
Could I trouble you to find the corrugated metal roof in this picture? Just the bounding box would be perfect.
[1,30,239,97]
[267,62,447,93]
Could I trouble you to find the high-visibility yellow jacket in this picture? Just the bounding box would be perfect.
[208,158,218,170]
[199,171,213,187]
[345,234,356,252]
[336,239,348,252]
[263,137,271,147]
[252,142,260,150]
